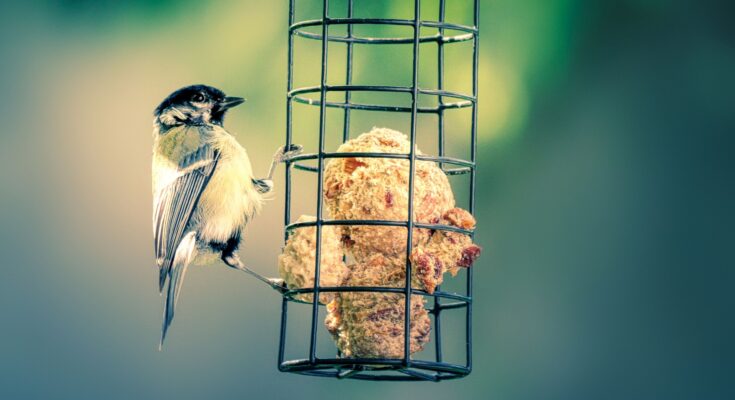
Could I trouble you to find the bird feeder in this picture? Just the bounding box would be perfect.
[277,0,479,381]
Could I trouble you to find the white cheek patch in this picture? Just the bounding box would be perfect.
[158,113,179,126]
[158,107,188,126]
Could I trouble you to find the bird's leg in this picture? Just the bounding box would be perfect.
[222,252,286,293]
[267,144,303,180]
[252,144,304,194]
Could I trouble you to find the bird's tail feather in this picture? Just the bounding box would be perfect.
[160,231,197,350]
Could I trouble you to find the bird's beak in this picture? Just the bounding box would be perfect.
[219,96,246,110]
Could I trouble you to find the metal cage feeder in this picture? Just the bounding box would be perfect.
[277,0,479,382]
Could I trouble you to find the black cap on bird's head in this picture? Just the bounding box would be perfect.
[154,84,245,127]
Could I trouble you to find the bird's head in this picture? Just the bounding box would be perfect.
[154,84,245,129]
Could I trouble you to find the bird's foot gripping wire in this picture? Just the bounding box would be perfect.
[254,144,304,194]
[222,253,287,293]
[273,143,304,164]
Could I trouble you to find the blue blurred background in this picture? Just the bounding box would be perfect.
[0,1,732,399]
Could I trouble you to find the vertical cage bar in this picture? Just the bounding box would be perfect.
[279,0,297,368]
[433,0,447,363]
[342,0,354,142]
[466,0,480,371]
[403,0,421,366]
[338,0,354,290]
[277,293,289,369]
[284,0,295,236]
[309,0,330,364]
[437,0,446,168]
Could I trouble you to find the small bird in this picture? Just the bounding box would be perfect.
[152,84,300,348]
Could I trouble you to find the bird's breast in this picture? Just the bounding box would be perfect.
[195,136,263,243]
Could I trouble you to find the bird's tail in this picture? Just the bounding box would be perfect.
[160,231,198,350]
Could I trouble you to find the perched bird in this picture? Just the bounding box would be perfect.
[152,84,300,347]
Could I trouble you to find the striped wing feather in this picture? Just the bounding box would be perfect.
[153,144,219,291]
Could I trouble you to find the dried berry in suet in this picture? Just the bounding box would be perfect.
[410,208,482,293]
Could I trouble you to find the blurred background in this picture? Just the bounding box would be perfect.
[0,0,733,399]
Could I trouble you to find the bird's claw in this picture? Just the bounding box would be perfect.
[274,144,303,163]
[262,144,304,183]
[268,278,288,294]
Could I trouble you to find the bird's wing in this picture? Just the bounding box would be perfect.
[161,230,197,347]
[153,137,219,292]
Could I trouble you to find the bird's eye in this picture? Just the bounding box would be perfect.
[191,93,205,102]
